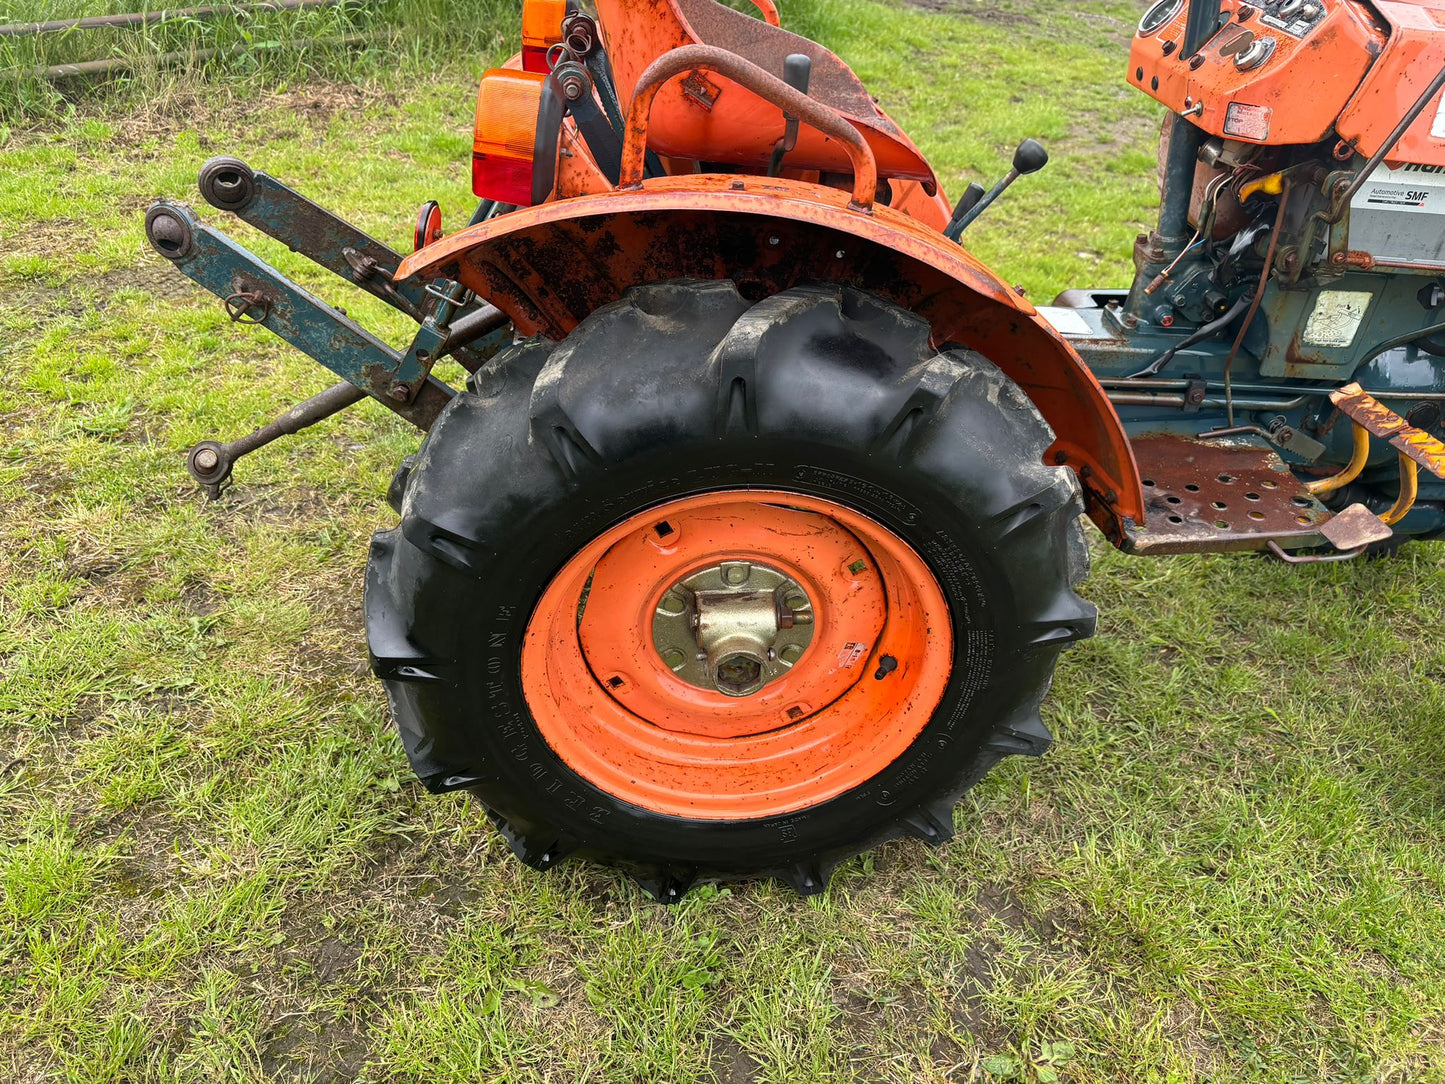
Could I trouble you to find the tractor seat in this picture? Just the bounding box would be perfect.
[595,0,937,184]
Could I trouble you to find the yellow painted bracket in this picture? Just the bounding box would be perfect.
[1329,382,1445,482]
[1306,422,1369,497]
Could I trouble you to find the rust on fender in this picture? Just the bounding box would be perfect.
[398,175,1144,535]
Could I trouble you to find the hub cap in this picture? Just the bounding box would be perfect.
[652,561,815,697]
[520,491,954,819]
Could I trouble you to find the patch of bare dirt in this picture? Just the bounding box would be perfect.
[259,1014,371,1084]
[102,81,401,150]
[901,0,1037,24]
[898,0,1136,48]
[709,1033,758,1083]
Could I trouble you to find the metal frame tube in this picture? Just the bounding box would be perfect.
[1157,113,1205,243]
[1382,453,1420,525]
[29,33,366,81]
[1306,424,1371,497]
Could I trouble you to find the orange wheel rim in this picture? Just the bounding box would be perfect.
[521,490,953,819]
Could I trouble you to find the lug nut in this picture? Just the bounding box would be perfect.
[714,652,766,697]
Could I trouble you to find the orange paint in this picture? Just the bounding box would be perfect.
[519,491,953,819]
[743,0,781,26]
[397,175,1143,535]
[1337,0,1445,167]
[592,0,938,185]
[1128,0,1386,146]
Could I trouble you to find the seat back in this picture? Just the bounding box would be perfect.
[594,0,937,184]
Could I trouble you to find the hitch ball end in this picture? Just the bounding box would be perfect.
[186,440,233,500]
[198,156,256,212]
[145,203,194,260]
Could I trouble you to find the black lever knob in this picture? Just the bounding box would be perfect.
[947,183,986,228]
[1012,138,1049,176]
[769,53,814,175]
[944,139,1050,242]
[782,52,812,94]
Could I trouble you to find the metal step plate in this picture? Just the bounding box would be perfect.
[1330,382,1445,481]
[1123,432,1333,554]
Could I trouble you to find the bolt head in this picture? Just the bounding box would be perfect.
[714,652,765,696]
[193,447,219,471]
[388,383,410,402]
[721,562,751,586]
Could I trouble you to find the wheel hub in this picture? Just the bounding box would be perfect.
[652,561,814,697]
[524,491,953,818]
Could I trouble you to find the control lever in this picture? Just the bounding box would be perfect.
[944,138,1049,242]
[767,53,812,177]
[948,183,986,226]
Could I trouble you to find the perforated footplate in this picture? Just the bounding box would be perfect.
[1123,433,1332,554]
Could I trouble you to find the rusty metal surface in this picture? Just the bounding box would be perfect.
[1330,381,1445,480]
[1124,433,1332,554]
[620,45,878,210]
[186,380,366,499]
[396,175,1144,533]
[590,0,935,182]
[147,201,452,429]
[1319,501,1395,549]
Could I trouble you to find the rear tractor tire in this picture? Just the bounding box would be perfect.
[366,280,1094,901]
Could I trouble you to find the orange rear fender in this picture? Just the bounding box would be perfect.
[397,176,1142,537]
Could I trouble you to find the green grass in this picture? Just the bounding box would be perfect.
[3,0,1445,1080]
[0,0,515,123]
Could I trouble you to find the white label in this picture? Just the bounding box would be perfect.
[836,642,866,668]
[1302,291,1373,348]
[1433,92,1445,139]
[1352,162,1445,215]
[1224,102,1272,141]
[1038,306,1093,336]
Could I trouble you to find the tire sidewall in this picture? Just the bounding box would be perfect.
[410,439,1037,872]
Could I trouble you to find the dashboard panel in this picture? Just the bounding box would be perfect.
[1127,0,1387,145]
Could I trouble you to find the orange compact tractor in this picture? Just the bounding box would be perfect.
[146,0,1445,899]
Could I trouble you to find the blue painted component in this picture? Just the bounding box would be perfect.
[226,170,453,322]
[147,201,455,429]
[1041,297,1445,538]
[194,159,513,367]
